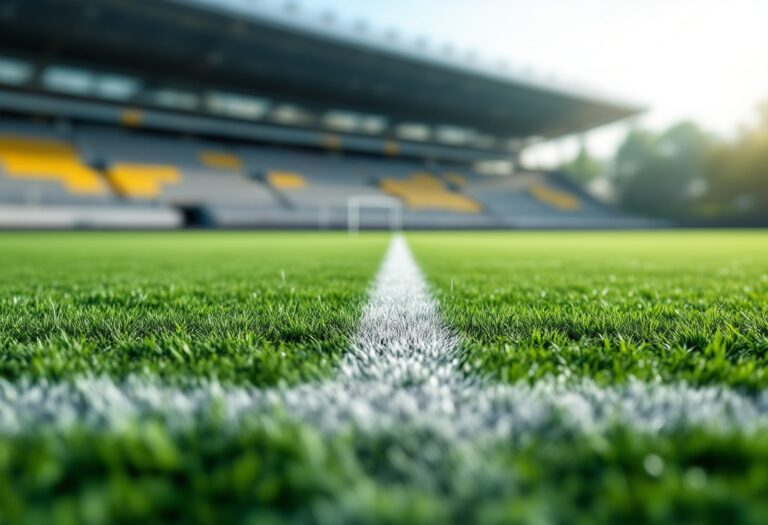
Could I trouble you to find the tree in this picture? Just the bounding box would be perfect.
[560,142,603,185]
[704,103,768,218]
[611,122,711,219]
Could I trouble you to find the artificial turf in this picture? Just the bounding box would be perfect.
[1,231,768,524]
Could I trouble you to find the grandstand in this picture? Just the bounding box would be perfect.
[0,0,651,229]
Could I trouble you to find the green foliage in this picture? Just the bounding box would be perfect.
[610,104,768,222]
[613,122,712,219]
[704,103,768,217]
[560,142,604,185]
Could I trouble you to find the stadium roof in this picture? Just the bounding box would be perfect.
[0,0,643,139]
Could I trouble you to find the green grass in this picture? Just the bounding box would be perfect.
[409,231,768,390]
[1,231,768,524]
[4,422,768,525]
[0,232,389,386]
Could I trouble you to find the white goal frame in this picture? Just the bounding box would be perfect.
[347,196,403,234]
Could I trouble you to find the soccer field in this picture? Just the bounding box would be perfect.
[410,231,768,389]
[1,231,767,524]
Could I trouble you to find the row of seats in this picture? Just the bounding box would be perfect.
[0,135,108,199]
[0,118,647,229]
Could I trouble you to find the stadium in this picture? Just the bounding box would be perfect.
[0,0,657,230]
[1,0,767,524]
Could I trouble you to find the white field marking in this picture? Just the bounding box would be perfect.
[1,235,768,441]
[338,234,461,384]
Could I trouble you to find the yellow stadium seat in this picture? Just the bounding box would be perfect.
[106,163,180,198]
[0,136,107,194]
[381,172,481,213]
[199,152,242,171]
[529,183,581,211]
[383,141,399,157]
[120,109,143,127]
[443,173,466,186]
[322,134,342,151]
[267,171,307,189]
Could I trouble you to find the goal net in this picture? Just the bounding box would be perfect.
[347,196,403,233]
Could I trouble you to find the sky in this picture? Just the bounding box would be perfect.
[296,0,768,166]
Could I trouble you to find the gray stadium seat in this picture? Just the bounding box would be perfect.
[0,120,118,205]
[461,170,651,229]
[0,118,654,230]
[75,125,278,208]
[237,146,386,208]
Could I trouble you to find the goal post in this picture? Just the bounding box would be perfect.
[347,196,403,234]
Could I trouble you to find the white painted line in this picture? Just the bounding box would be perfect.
[1,235,768,441]
[339,234,460,384]
[2,375,767,441]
